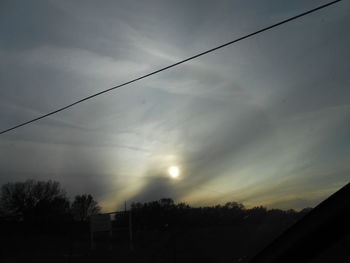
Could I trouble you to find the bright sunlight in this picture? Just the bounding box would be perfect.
[168,166,180,179]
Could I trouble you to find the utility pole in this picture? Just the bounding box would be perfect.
[173,233,177,263]
[129,208,133,251]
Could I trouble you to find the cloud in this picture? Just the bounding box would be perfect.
[0,0,349,211]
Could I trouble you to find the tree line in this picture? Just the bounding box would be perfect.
[128,198,312,230]
[0,179,100,222]
[0,179,313,229]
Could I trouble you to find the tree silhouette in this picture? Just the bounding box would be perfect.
[224,201,245,210]
[71,194,101,221]
[0,179,69,221]
[159,198,175,207]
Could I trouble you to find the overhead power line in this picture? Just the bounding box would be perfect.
[0,0,342,135]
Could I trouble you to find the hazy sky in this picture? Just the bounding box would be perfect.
[0,0,349,211]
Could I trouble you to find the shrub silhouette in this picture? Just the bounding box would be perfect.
[71,194,101,221]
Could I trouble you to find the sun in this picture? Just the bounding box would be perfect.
[168,166,180,179]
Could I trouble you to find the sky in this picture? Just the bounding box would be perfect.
[0,0,349,211]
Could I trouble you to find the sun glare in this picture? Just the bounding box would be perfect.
[168,166,180,179]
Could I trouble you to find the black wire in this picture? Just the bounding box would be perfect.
[0,0,342,135]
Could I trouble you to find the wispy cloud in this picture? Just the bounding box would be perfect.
[0,0,349,210]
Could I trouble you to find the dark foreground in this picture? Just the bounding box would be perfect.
[1,221,293,263]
